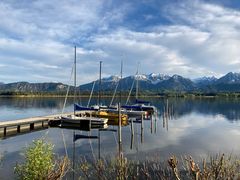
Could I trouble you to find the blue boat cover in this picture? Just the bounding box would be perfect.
[74,103,95,111]
[121,104,143,111]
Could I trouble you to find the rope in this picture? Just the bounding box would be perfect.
[60,64,74,158]
[125,64,139,105]
[87,81,96,107]
[110,80,119,106]
[126,80,135,105]
[61,64,74,115]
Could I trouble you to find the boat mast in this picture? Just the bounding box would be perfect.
[98,61,102,106]
[74,46,77,116]
[136,62,140,100]
[120,60,123,104]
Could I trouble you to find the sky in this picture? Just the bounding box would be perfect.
[1,0,240,85]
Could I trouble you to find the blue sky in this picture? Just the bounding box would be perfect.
[1,0,240,85]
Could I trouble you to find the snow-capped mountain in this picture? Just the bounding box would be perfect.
[133,74,148,81]
[2,72,240,93]
[102,75,120,82]
[217,72,240,84]
[130,73,171,84]
[147,73,171,84]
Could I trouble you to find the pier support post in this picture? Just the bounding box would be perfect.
[3,127,7,136]
[30,123,34,130]
[17,125,21,133]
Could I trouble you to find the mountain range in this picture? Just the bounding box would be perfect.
[1,72,240,93]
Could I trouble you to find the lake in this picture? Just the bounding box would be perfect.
[0,97,240,179]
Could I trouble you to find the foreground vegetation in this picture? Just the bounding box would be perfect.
[11,138,240,179]
[77,154,240,179]
[14,139,69,180]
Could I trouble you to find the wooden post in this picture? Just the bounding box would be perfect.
[131,118,134,136]
[118,103,122,158]
[141,114,144,143]
[30,123,34,130]
[3,127,7,136]
[98,129,100,160]
[42,121,44,127]
[17,125,21,133]
[151,115,153,134]
[130,118,134,150]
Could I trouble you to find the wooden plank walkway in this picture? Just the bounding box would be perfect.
[0,111,89,138]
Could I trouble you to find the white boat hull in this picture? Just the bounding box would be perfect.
[60,115,108,125]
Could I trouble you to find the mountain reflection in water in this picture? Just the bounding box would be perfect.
[0,97,240,179]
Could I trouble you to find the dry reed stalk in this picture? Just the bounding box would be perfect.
[47,156,70,180]
[168,155,180,180]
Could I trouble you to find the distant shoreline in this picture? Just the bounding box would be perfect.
[0,93,240,98]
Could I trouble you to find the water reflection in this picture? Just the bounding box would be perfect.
[154,97,240,121]
[1,97,240,121]
[1,97,240,178]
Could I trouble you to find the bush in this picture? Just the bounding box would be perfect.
[14,139,69,180]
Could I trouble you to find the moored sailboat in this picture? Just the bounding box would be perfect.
[59,46,108,126]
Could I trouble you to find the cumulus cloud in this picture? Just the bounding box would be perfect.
[0,0,240,84]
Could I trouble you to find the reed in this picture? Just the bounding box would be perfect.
[75,154,240,179]
[13,139,240,179]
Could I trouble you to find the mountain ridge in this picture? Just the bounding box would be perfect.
[1,72,240,93]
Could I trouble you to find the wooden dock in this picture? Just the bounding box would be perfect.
[0,111,88,138]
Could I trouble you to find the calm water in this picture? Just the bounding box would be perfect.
[0,97,240,178]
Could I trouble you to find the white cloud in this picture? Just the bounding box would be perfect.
[0,0,240,84]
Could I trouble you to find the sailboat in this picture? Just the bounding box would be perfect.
[60,46,108,126]
[121,64,156,115]
[106,61,147,118]
[88,61,129,122]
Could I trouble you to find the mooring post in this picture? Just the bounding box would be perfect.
[141,114,144,143]
[118,102,122,158]
[151,115,153,134]
[141,114,144,129]
[131,118,134,150]
[131,118,134,136]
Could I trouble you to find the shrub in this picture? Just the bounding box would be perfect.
[14,139,69,180]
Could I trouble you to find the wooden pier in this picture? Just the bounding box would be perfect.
[0,111,87,138]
